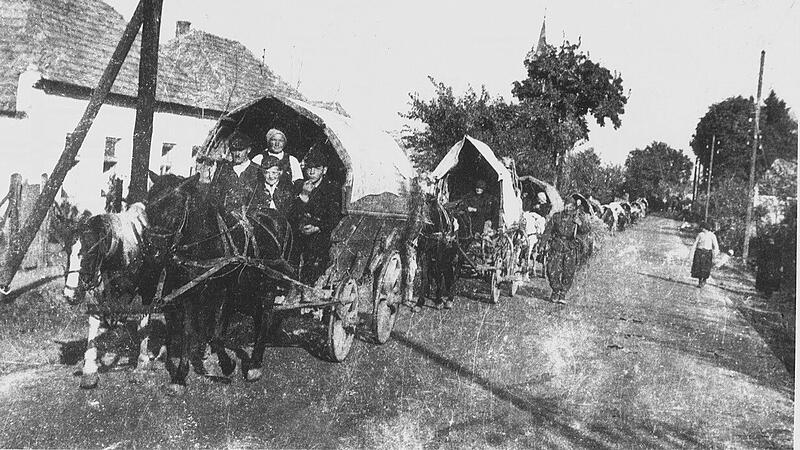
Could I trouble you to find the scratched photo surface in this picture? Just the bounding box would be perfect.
[0,1,796,448]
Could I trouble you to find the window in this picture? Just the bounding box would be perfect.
[160,142,176,175]
[103,137,121,173]
[105,137,121,158]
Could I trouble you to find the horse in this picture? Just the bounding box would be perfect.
[63,202,162,389]
[49,199,92,296]
[145,172,294,395]
[601,204,619,235]
[414,194,461,311]
[519,211,547,277]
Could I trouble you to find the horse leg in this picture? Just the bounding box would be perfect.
[167,304,193,395]
[246,302,271,382]
[80,314,103,389]
[207,298,235,378]
[132,313,153,372]
[415,253,430,311]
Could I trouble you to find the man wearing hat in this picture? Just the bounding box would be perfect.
[209,131,268,216]
[456,179,497,235]
[252,128,303,186]
[288,147,342,284]
[538,193,590,304]
[260,155,294,214]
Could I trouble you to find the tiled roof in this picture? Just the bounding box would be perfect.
[0,0,337,115]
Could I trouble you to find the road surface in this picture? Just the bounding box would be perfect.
[0,216,793,448]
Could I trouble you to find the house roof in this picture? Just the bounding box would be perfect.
[0,0,343,115]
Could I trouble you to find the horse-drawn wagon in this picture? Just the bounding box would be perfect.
[430,135,525,304]
[69,95,420,390]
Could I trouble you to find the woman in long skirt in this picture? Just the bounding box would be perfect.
[690,222,719,287]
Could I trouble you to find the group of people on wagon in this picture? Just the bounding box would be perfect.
[207,128,342,284]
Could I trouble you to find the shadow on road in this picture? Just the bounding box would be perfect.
[391,330,703,448]
[637,272,697,289]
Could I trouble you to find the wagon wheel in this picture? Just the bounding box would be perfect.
[325,278,358,362]
[372,251,402,344]
[489,240,506,304]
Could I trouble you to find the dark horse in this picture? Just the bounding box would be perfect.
[414,195,462,311]
[145,173,294,395]
[64,202,163,389]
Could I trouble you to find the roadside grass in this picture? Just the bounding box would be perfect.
[0,265,86,375]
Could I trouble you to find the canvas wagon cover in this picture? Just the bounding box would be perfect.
[431,135,523,227]
[210,96,417,215]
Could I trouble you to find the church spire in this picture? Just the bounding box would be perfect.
[525,18,548,63]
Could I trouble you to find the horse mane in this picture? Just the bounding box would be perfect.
[84,204,148,268]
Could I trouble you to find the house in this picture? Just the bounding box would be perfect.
[0,0,343,213]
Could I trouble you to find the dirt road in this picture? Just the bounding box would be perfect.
[0,216,793,448]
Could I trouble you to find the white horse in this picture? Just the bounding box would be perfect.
[519,211,547,277]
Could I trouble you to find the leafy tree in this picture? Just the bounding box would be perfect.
[690,90,797,183]
[760,90,799,166]
[512,41,627,188]
[624,141,693,208]
[401,78,556,178]
[690,96,755,182]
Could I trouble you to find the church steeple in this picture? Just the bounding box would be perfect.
[525,18,548,63]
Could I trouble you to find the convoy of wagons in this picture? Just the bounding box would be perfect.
[68,94,647,389]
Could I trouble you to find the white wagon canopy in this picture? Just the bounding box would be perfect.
[431,135,523,228]
[200,95,417,216]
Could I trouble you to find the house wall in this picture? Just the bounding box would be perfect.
[0,68,216,214]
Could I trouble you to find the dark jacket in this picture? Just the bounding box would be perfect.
[289,177,343,237]
[209,162,268,215]
[541,207,590,252]
[456,191,497,230]
[264,180,295,215]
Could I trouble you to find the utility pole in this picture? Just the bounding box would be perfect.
[742,50,766,261]
[691,156,699,210]
[704,134,715,223]
[0,1,146,295]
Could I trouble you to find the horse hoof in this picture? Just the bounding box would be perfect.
[165,383,186,397]
[412,305,422,313]
[246,368,262,382]
[80,373,99,389]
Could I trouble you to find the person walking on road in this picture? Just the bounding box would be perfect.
[539,195,590,304]
[689,222,719,287]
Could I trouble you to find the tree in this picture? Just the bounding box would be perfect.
[760,90,799,166]
[401,78,555,177]
[690,96,755,182]
[624,141,692,208]
[690,91,797,183]
[512,41,627,188]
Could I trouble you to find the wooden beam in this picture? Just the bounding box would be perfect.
[0,1,145,295]
[128,0,164,203]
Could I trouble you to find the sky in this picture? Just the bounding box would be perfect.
[107,0,800,166]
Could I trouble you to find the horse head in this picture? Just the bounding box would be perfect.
[144,173,199,256]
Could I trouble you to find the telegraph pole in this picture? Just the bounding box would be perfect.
[742,50,766,261]
[704,134,715,222]
[691,156,699,210]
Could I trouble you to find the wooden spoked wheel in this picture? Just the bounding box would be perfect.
[372,251,402,344]
[325,278,358,362]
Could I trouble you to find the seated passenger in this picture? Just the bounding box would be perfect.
[252,128,303,186]
[260,155,294,215]
[209,131,268,217]
[456,179,497,235]
[288,148,342,284]
[531,191,552,218]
